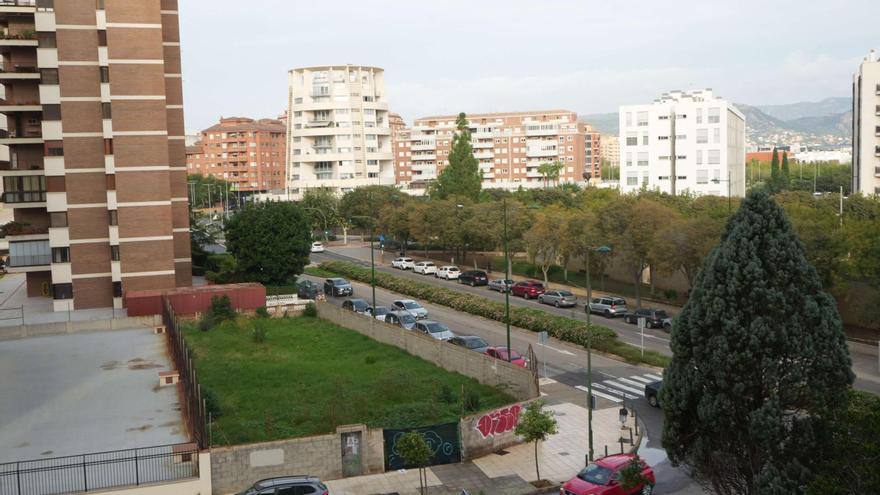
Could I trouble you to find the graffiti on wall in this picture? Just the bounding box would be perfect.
[475,404,522,439]
[383,422,461,470]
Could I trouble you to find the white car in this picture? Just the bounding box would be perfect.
[413,261,437,275]
[391,257,415,270]
[436,266,461,280]
[310,242,325,253]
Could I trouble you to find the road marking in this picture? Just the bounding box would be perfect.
[538,377,557,386]
[590,383,639,400]
[545,345,575,356]
[617,377,649,388]
[576,385,623,403]
[644,373,663,381]
[603,380,645,396]
[627,375,653,384]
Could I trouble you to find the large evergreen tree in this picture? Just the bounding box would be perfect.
[781,151,791,190]
[429,112,481,200]
[661,189,853,495]
[769,147,780,192]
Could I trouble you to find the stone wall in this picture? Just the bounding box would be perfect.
[0,315,163,341]
[459,400,532,460]
[317,303,539,401]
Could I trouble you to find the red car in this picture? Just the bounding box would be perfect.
[511,280,546,299]
[561,454,655,495]
[484,346,528,368]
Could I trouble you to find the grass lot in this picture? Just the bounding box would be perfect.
[182,316,515,445]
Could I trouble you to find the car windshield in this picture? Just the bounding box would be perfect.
[468,338,488,349]
[612,298,626,304]
[399,313,416,324]
[403,302,421,310]
[655,310,669,318]
[425,323,449,333]
[333,279,349,286]
[353,301,367,309]
[500,349,522,360]
[559,291,573,297]
[374,307,389,315]
[578,464,614,485]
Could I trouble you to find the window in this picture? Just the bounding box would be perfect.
[637,111,648,126]
[708,150,721,165]
[50,212,67,228]
[625,112,632,127]
[113,281,122,297]
[101,103,111,119]
[37,32,56,48]
[53,283,72,300]
[637,152,648,166]
[99,66,110,83]
[625,152,633,167]
[52,247,70,263]
[626,133,637,146]
[708,107,721,124]
[626,171,639,186]
[97,30,106,47]
[96,0,105,9]
[696,108,703,124]
[641,134,648,145]
[713,128,721,144]
[103,139,113,155]
[111,245,120,262]
[45,140,64,156]
[696,150,703,165]
[696,169,709,184]
[37,0,54,7]
[108,210,118,226]
[43,104,61,120]
[40,68,59,84]
[696,128,708,144]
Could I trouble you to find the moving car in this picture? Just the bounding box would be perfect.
[391,257,415,270]
[624,308,673,331]
[488,279,515,293]
[323,278,353,297]
[237,475,329,495]
[538,290,577,308]
[413,261,437,275]
[484,346,528,368]
[310,242,325,253]
[561,453,655,495]
[645,380,662,408]
[459,270,489,287]
[511,280,546,299]
[391,299,428,319]
[366,305,391,321]
[448,335,490,354]
[296,279,322,300]
[413,320,455,340]
[587,296,628,318]
[436,266,461,280]
[342,298,370,314]
[384,310,417,330]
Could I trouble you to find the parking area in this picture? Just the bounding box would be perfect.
[0,327,187,462]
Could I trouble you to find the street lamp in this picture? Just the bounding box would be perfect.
[711,169,732,214]
[350,215,376,311]
[499,200,540,363]
[584,244,611,464]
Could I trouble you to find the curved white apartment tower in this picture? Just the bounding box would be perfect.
[285,65,393,198]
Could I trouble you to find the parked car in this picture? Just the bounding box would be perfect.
[413,261,437,275]
[384,310,417,330]
[624,308,673,331]
[391,299,428,319]
[488,279,515,293]
[366,305,391,321]
[587,296,628,318]
[237,475,329,495]
[413,320,455,340]
[645,380,662,408]
[561,453,655,495]
[342,298,370,314]
[511,280,546,299]
[296,279,322,299]
[310,242,325,253]
[459,270,489,287]
[391,257,415,269]
[448,335,490,353]
[538,290,577,308]
[436,266,461,280]
[484,346,528,368]
[323,278,353,297]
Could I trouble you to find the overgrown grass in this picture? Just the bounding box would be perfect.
[182,316,515,445]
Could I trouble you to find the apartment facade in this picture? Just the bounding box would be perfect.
[852,49,880,195]
[186,117,286,192]
[395,110,600,192]
[599,134,620,168]
[618,89,745,197]
[0,0,190,311]
[285,65,393,199]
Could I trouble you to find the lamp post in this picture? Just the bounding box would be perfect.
[351,215,376,311]
[711,169,732,214]
[502,198,511,362]
[584,244,611,464]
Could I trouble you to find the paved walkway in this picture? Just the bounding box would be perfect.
[0,273,127,326]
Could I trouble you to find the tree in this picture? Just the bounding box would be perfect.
[769,147,780,192]
[612,198,674,307]
[378,194,413,250]
[524,205,565,284]
[652,216,723,291]
[187,173,231,209]
[339,185,405,229]
[537,160,564,187]
[429,112,481,200]
[781,151,791,190]
[224,201,312,286]
[514,400,558,482]
[662,189,854,495]
[300,187,342,238]
[617,455,654,492]
[397,431,433,495]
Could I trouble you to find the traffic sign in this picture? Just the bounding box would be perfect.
[538,331,548,343]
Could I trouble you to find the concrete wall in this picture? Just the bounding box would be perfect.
[0,315,163,341]
[94,452,212,495]
[317,303,539,401]
[459,400,532,460]
[210,426,384,495]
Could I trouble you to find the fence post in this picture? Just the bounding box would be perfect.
[604,445,608,458]
[82,454,88,491]
[16,461,21,495]
[619,440,624,454]
[134,448,139,485]
[629,428,633,445]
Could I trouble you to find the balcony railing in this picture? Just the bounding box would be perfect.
[0,0,37,7]
[875,166,880,176]
[8,254,50,267]
[2,190,45,202]
[0,128,42,138]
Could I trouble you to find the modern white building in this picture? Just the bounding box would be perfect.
[285,65,394,199]
[852,49,880,196]
[618,89,746,197]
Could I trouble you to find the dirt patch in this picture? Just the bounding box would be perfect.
[100,360,120,370]
[159,421,178,428]
[127,358,162,370]
[125,425,153,432]
[39,451,53,456]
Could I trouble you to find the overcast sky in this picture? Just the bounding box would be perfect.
[179,0,878,132]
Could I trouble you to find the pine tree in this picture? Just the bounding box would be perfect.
[661,189,854,495]
[769,147,780,192]
[429,112,481,200]
[781,151,791,190]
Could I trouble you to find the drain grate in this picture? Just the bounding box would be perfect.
[558,451,570,456]
[496,449,510,456]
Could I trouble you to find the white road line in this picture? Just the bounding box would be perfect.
[603,380,645,396]
[617,377,649,388]
[546,345,575,356]
[627,375,653,384]
[591,383,640,400]
[576,385,623,403]
[644,373,663,381]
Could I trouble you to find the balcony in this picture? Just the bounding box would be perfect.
[0,97,41,112]
[2,189,45,203]
[0,34,37,52]
[472,140,493,149]
[526,147,557,158]
[411,153,436,161]
[0,0,37,15]
[410,142,435,151]
[525,124,557,136]
[473,150,494,160]
[305,119,333,128]
[0,66,39,80]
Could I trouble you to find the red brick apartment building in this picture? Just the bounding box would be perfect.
[186,117,286,192]
[0,0,190,310]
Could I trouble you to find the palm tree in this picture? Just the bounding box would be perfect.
[537,160,563,187]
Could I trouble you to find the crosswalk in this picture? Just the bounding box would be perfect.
[575,373,663,404]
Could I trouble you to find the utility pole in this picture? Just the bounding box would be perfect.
[502,198,511,362]
[839,185,844,227]
[669,110,677,195]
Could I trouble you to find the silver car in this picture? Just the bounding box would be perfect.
[412,320,455,340]
[488,279,514,293]
[538,290,577,308]
[392,299,428,319]
[587,296,628,318]
[367,305,391,321]
[384,310,417,330]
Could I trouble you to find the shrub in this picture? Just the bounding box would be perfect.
[251,320,268,343]
[463,388,481,413]
[303,302,318,317]
[436,384,456,404]
[209,295,236,323]
[198,311,214,331]
[255,306,270,318]
[663,289,678,301]
[364,355,378,365]
[202,387,223,419]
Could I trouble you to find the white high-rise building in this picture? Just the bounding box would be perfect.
[286,65,394,199]
[618,89,746,197]
[852,49,880,196]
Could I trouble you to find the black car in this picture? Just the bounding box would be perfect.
[342,298,370,314]
[296,280,322,299]
[624,308,673,331]
[323,277,353,297]
[458,270,489,287]
[237,475,328,495]
[645,380,662,407]
[448,335,490,353]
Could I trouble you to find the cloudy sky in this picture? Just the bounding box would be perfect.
[179,0,878,132]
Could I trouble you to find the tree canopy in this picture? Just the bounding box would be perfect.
[429,112,481,200]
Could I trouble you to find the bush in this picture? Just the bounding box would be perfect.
[198,311,214,331]
[436,384,456,404]
[202,387,223,419]
[364,355,378,365]
[251,321,268,343]
[663,289,678,301]
[303,302,318,317]
[209,295,236,323]
[255,306,270,318]
[463,388,481,413]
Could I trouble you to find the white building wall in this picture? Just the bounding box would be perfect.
[853,49,880,196]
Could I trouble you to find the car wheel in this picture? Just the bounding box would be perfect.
[664,323,672,332]
[640,483,654,495]
[648,395,659,407]
[470,281,475,287]
[554,301,560,308]
[604,309,611,318]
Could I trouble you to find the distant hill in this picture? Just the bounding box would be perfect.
[756,97,851,121]
[579,112,618,135]
[786,111,852,136]
[734,104,790,133]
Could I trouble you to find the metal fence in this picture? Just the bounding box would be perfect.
[162,298,208,449]
[0,443,199,495]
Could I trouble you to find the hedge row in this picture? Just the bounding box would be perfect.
[317,260,670,368]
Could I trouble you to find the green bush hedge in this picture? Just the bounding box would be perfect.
[318,260,670,367]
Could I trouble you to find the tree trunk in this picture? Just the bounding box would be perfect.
[649,264,655,296]
[507,255,513,278]
[342,226,348,244]
[534,440,541,481]
[542,265,549,284]
[634,271,642,309]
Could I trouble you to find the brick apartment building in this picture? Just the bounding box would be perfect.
[394,110,600,193]
[186,117,286,192]
[0,0,190,311]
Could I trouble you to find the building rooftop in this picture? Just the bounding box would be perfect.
[201,117,285,133]
[415,109,577,122]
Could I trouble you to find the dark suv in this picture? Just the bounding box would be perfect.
[296,280,322,299]
[237,475,328,495]
[459,270,489,287]
[624,308,673,330]
[323,278,353,297]
[645,380,662,407]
